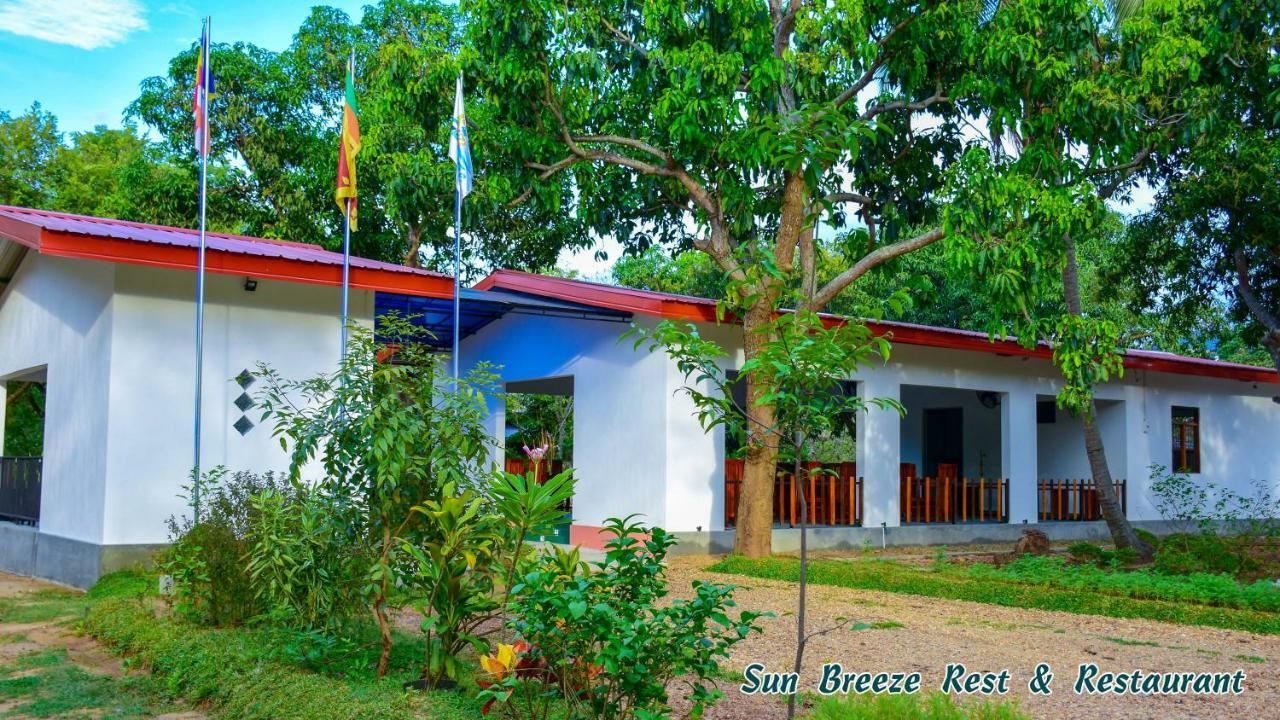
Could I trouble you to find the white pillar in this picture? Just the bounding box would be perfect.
[1002,387,1038,524]
[859,374,901,528]
[1122,382,1156,520]
[0,382,7,455]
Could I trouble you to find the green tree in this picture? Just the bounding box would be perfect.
[946,0,1232,558]
[1120,0,1279,375]
[0,104,61,207]
[470,0,985,556]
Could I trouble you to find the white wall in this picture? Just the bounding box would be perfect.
[899,385,1003,478]
[459,312,679,529]
[0,254,114,544]
[100,265,373,545]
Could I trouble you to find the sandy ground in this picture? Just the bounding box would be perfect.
[665,556,1280,719]
[0,573,205,720]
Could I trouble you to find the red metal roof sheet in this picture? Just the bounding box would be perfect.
[477,269,1279,385]
[0,206,454,298]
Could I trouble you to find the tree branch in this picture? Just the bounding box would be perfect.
[1234,248,1280,332]
[811,227,945,309]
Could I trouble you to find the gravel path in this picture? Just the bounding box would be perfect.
[666,557,1280,720]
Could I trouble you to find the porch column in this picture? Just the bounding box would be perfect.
[1122,384,1156,520]
[1002,387,1038,524]
[859,374,901,528]
[485,393,506,473]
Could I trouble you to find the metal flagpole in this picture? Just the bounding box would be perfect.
[192,16,210,521]
[452,163,461,381]
[340,48,354,362]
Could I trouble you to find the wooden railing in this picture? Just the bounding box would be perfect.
[504,458,572,512]
[1038,478,1126,522]
[724,459,862,528]
[0,456,41,526]
[900,474,1008,524]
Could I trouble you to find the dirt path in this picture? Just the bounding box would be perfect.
[667,557,1280,719]
[0,572,204,719]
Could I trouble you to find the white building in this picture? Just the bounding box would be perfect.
[461,271,1280,553]
[2,208,1278,585]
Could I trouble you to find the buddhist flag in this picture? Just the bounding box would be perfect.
[192,22,212,158]
[335,50,361,230]
[448,74,473,199]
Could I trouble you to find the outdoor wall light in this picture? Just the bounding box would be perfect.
[243,277,258,292]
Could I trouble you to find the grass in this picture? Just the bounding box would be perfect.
[808,691,1027,719]
[1102,636,1160,647]
[707,556,1280,634]
[1234,654,1267,664]
[0,648,173,719]
[82,596,483,720]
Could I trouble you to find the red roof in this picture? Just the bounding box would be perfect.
[0,206,454,299]
[477,269,1280,385]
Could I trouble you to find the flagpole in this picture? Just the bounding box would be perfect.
[192,16,210,521]
[452,165,461,381]
[341,196,351,360]
[340,47,355,363]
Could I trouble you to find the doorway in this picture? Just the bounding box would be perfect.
[923,407,963,478]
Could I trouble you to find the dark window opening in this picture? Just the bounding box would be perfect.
[1036,400,1056,424]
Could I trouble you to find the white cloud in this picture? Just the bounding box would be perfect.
[0,0,147,50]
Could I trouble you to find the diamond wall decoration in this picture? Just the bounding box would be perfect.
[235,369,255,389]
[234,392,255,412]
[233,415,255,436]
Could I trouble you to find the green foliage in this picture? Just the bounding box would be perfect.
[810,691,1028,720]
[0,104,61,208]
[1153,533,1255,578]
[402,467,577,688]
[1150,464,1280,538]
[490,516,764,719]
[505,392,574,460]
[709,556,1280,634]
[161,467,297,626]
[82,598,480,720]
[252,314,498,674]
[1,381,44,457]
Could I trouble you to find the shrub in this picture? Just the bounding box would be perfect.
[483,516,764,719]
[809,692,1027,719]
[161,467,297,626]
[1153,532,1255,577]
[82,597,476,719]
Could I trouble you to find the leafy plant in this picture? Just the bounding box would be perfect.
[161,467,297,626]
[489,516,763,719]
[252,314,498,677]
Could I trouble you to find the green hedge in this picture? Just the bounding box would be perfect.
[707,557,1280,635]
[82,598,477,720]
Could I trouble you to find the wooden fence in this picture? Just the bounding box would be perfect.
[724,459,862,528]
[1038,478,1127,522]
[900,474,1009,524]
[0,456,42,526]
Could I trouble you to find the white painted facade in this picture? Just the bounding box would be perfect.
[460,313,1280,535]
[0,253,370,547]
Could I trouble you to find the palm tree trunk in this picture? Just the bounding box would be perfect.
[1062,234,1153,561]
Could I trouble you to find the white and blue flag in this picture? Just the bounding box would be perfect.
[448,73,473,199]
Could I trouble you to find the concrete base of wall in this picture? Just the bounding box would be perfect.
[0,522,162,589]
[669,520,1184,556]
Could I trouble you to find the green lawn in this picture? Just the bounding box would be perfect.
[0,571,483,720]
[706,556,1280,634]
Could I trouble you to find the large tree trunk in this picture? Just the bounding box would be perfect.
[735,300,780,558]
[1232,248,1280,377]
[1062,234,1153,561]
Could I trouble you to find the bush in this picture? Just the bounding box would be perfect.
[82,597,477,720]
[161,467,298,626]
[810,692,1027,719]
[1154,532,1255,577]
[481,516,764,719]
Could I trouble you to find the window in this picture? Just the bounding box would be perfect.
[1036,400,1057,424]
[1172,406,1200,474]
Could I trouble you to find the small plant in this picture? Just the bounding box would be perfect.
[487,515,764,719]
[161,467,297,626]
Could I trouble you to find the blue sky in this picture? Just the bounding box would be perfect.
[0,0,365,133]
